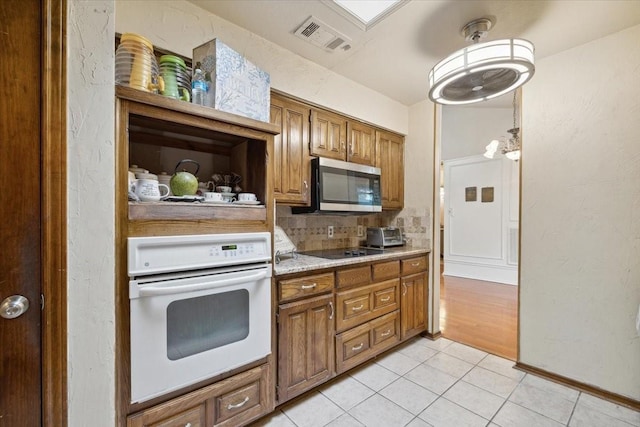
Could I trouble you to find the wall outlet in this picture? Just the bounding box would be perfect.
[357,225,364,237]
[327,225,334,238]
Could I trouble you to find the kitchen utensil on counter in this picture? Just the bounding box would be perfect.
[159,55,190,101]
[211,173,224,186]
[115,33,164,93]
[131,179,170,202]
[170,159,199,196]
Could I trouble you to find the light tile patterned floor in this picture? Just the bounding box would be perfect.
[253,337,640,427]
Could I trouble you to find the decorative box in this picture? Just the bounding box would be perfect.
[193,38,270,122]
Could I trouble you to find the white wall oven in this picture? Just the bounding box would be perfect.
[127,232,272,404]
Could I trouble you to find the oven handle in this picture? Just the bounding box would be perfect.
[137,269,269,297]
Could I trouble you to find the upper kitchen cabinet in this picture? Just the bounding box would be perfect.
[347,121,375,166]
[375,130,405,210]
[115,86,279,236]
[270,93,311,206]
[310,108,376,166]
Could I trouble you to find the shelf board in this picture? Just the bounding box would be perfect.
[116,85,279,136]
[128,201,266,221]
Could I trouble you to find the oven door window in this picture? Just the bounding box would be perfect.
[166,289,249,360]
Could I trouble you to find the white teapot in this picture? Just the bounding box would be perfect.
[131,178,170,202]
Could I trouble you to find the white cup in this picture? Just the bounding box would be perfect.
[204,191,223,202]
[237,193,257,202]
[216,185,232,193]
[132,179,170,202]
[222,195,236,203]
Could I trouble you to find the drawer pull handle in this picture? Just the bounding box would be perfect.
[411,262,420,267]
[329,301,334,320]
[380,296,391,302]
[227,396,250,410]
[185,424,191,427]
[381,329,391,337]
[351,304,364,312]
[402,283,407,296]
[300,283,317,290]
[352,343,364,351]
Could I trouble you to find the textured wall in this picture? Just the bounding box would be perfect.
[520,24,640,400]
[114,0,408,135]
[67,1,116,425]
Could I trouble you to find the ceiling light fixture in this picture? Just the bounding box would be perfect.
[428,18,535,105]
[484,90,521,161]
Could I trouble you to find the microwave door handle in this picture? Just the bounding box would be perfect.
[137,270,268,297]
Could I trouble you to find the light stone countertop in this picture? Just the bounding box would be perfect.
[273,246,430,276]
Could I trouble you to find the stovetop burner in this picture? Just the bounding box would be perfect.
[300,247,385,260]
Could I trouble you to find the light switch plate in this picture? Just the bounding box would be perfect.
[328,225,334,238]
[357,225,364,237]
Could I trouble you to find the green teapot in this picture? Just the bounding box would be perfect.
[170,159,199,196]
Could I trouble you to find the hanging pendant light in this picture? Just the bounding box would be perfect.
[484,90,521,161]
[428,18,535,105]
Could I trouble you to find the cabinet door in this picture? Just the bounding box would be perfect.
[127,401,206,427]
[310,109,347,160]
[347,121,375,166]
[375,130,404,210]
[277,293,335,403]
[271,94,311,205]
[401,272,428,340]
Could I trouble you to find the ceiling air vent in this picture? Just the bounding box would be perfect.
[294,16,351,52]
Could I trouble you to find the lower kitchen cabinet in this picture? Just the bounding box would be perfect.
[127,364,272,427]
[277,293,335,403]
[400,256,429,340]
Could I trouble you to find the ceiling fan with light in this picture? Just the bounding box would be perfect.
[428,18,535,105]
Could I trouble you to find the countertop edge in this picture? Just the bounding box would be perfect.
[273,247,430,276]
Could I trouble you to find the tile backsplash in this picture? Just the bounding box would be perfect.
[276,205,431,252]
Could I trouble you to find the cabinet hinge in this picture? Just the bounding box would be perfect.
[275,311,279,324]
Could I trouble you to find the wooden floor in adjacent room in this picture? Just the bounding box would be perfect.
[439,265,518,360]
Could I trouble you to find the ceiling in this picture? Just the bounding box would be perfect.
[189,0,640,107]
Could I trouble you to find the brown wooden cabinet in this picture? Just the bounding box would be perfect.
[309,108,347,161]
[277,293,335,403]
[270,93,310,205]
[347,121,375,166]
[310,108,376,166]
[400,256,429,340]
[127,365,272,427]
[375,129,404,210]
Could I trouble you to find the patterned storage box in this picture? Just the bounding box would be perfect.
[193,39,270,122]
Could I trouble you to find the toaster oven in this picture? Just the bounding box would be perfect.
[366,227,404,248]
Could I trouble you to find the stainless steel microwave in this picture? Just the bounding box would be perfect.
[292,157,382,214]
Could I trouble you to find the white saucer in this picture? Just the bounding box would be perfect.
[234,200,261,205]
[220,192,235,197]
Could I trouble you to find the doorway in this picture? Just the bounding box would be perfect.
[435,93,520,360]
[0,0,67,424]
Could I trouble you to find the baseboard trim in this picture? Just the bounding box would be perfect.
[422,330,442,340]
[515,362,640,411]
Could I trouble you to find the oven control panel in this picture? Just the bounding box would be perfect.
[128,232,271,276]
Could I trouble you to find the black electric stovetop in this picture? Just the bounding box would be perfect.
[300,247,385,260]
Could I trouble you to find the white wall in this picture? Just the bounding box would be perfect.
[67,1,115,425]
[520,24,640,400]
[114,0,408,135]
[443,156,518,285]
[441,106,512,161]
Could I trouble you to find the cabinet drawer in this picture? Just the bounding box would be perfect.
[372,260,400,282]
[335,323,372,373]
[336,265,370,288]
[336,279,399,333]
[210,364,272,427]
[279,272,334,302]
[401,256,428,276]
[370,311,400,350]
[127,397,207,427]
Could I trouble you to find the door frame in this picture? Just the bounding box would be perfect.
[41,0,67,424]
